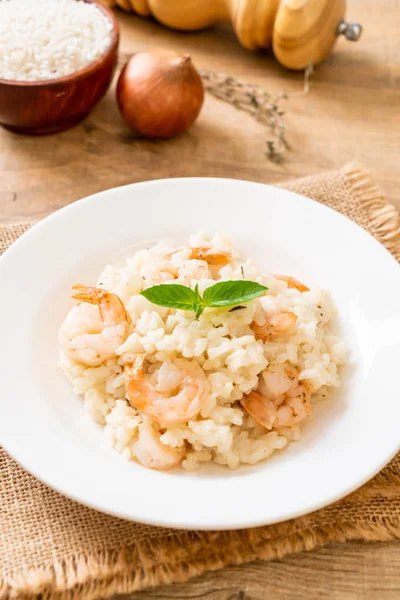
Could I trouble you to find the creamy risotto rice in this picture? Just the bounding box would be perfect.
[58,232,346,471]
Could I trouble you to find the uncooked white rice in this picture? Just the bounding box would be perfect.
[0,0,113,82]
[58,232,346,471]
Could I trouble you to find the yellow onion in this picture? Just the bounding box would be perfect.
[116,49,204,138]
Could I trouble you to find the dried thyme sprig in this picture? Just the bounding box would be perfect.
[118,52,313,163]
[200,63,313,163]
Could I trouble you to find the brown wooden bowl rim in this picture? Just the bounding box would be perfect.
[0,0,119,88]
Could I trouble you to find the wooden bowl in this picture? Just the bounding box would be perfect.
[0,0,119,135]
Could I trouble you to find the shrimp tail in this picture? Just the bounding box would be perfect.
[71,284,129,325]
[71,284,102,304]
[166,247,231,266]
[125,354,146,380]
[274,275,309,293]
[124,355,147,410]
[241,391,276,429]
[189,247,231,266]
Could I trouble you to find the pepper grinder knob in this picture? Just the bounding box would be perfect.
[336,20,363,41]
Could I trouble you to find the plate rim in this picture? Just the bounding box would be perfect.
[1,176,399,530]
[2,176,399,270]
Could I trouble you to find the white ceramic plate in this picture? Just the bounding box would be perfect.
[0,178,399,530]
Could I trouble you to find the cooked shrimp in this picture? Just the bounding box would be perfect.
[274,275,309,293]
[59,285,129,366]
[189,247,231,266]
[146,247,229,285]
[251,311,297,342]
[241,364,311,429]
[124,355,208,426]
[146,259,179,284]
[167,247,231,266]
[133,424,184,470]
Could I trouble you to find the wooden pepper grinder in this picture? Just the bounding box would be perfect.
[102,0,362,70]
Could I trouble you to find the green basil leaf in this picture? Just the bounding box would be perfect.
[194,305,205,319]
[203,280,267,307]
[140,284,196,310]
[193,283,202,305]
[193,283,205,319]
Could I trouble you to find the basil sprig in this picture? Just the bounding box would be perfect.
[140,280,267,318]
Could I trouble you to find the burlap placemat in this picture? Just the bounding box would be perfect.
[1,162,399,600]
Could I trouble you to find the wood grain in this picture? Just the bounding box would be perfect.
[273,0,347,70]
[117,542,400,599]
[104,0,349,70]
[1,0,399,597]
[1,0,399,222]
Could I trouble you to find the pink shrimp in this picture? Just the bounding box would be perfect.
[59,285,129,366]
[241,364,311,429]
[166,247,231,266]
[274,275,310,293]
[251,312,297,342]
[124,355,208,426]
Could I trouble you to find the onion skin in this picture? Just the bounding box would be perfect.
[116,50,204,138]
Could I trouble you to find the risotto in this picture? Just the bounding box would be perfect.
[58,232,346,471]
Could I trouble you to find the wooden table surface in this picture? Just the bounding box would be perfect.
[1,0,400,222]
[1,0,399,598]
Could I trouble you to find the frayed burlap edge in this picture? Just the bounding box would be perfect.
[280,162,400,262]
[343,162,400,261]
[1,163,399,600]
[2,518,400,600]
